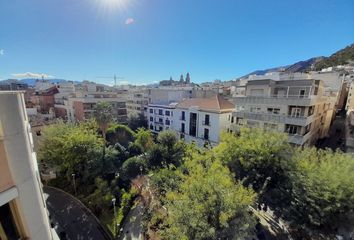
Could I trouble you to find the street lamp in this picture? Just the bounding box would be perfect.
[72,173,77,195]
[139,165,143,175]
[112,198,117,237]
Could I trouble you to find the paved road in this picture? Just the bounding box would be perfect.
[118,201,144,240]
[44,186,113,240]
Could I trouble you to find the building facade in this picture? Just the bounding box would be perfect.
[147,103,177,133]
[231,79,336,145]
[0,92,56,239]
[172,95,235,146]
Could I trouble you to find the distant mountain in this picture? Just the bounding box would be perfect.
[238,43,354,79]
[19,78,76,86]
[313,43,354,70]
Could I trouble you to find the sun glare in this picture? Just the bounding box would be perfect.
[97,0,129,12]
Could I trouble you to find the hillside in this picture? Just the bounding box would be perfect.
[313,43,354,70]
[238,42,354,79]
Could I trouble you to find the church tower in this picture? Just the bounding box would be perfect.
[186,72,190,84]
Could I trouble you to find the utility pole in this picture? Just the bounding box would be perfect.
[112,198,117,237]
[72,173,77,195]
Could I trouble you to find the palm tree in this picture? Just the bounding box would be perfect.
[93,101,114,141]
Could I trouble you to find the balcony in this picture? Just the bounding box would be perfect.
[234,95,322,106]
[179,117,186,121]
[233,111,314,126]
[202,121,210,126]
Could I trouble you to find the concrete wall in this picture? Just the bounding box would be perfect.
[0,92,53,239]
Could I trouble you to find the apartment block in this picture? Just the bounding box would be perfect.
[55,92,127,123]
[0,92,56,239]
[231,79,336,146]
[147,95,234,147]
[147,102,177,133]
[172,95,234,146]
[126,89,149,117]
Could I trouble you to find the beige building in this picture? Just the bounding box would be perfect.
[0,92,57,239]
[55,92,127,123]
[231,79,336,145]
[126,89,149,117]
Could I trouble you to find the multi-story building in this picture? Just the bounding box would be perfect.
[0,92,57,239]
[147,95,234,147]
[231,79,336,146]
[172,95,235,146]
[126,89,149,117]
[55,92,128,123]
[147,102,177,133]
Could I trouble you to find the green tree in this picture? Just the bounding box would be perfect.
[147,130,185,168]
[162,151,257,240]
[127,113,147,130]
[106,124,136,147]
[38,122,103,181]
[215,129,293,205]
[134,128,154,152]
[121,156,147,180]
[94,101,114,141]
[287,148,354,231]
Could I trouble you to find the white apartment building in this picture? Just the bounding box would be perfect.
[172,95,235,146]
[0,92,57,239]
[147,102,177,133]
[231,79,336,146]
[147,95,234,147]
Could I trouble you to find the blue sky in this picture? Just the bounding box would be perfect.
[0,0,353,85]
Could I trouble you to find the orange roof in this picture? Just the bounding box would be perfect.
[176,95,234,113]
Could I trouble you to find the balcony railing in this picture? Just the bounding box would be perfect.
[233,111,314,126]
[202,121,210,126]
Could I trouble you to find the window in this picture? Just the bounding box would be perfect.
[165,110,170,116]
[189,113,197,137]
[149,124,153,130]
[0,203,21,240]
[204,128,209,140]
[150,117,153,122]
[159,126,163,131]
[236,117,244,125]
[181,123,185,133]
[290,107,302,117]
[236,106,245,111]
[180,134,185,139]
[308,106,315,116]
[286,125,300,135]
[165,119,170,125]
[250,106,261,113]
[149,109,153,113]
[231,116,234,123]
[181,111,185,120]
[159,118,163,123]
[204,114,210,125]
[250,89,264,96]
[299,89,306,98]
[267,108,280,114]
[158,109,163,115]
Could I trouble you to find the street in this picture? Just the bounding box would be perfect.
[44,186,113,240]
[118,200,144,240]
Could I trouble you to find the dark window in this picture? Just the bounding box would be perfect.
[231,116,234,123]
[204,114,210,125]
[158,109,163,115]
[165,110,170,116]
[189,113,197,137]
[180,134,185,139]
[181,123,185,133]
[149,109,153,113]
[159,126,163,131]
[149,124,153,130]
[299,89,306,98]
[181,111,185,120]
[165,119,170,125]
[159,118,163,123]
[204,128,209,140]
[0,203,21,240]
[150,117,153,121]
